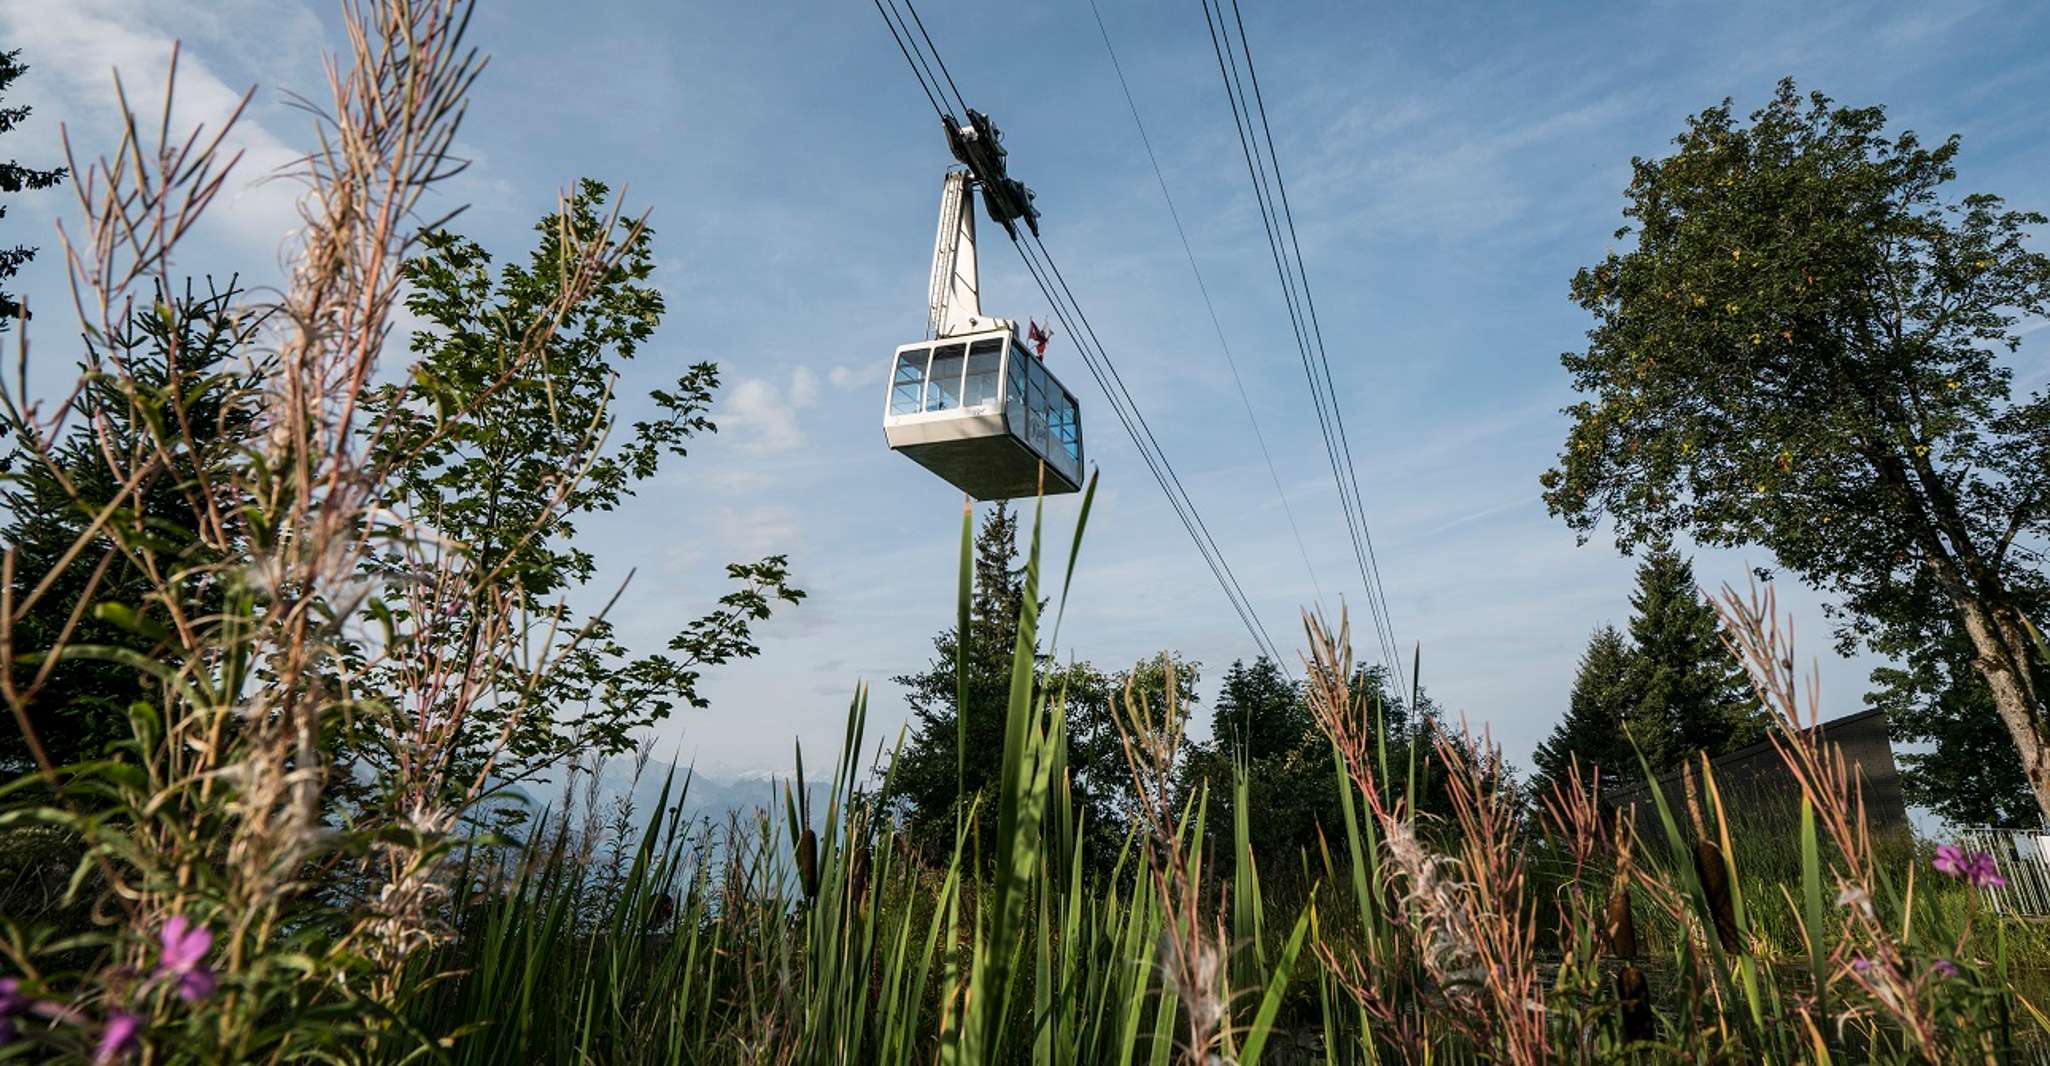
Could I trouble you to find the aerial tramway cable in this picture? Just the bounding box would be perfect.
[868,0,1294,671]
[1086,0,1327,615]
[1197,0,1409,696]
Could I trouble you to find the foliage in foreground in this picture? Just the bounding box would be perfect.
[0,7,2040,1061]
[1541,77,2050,821]
[0,3,798,1060]
[387,515,2033,1065]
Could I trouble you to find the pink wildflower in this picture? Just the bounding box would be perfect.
[1931,959,1960,979]
[1932,843,1968,877]
[93,1011,142,1064]
[1965,852,2006,890]
[157,916,216,1003]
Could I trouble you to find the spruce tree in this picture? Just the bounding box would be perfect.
[882,503,1188,867]
[883,504,1038,856]
[1176,657,1317,876]
[1530,625,1639,798]
[1624,548,1766,772]
[0,49,67,327]
[2,283,261,773]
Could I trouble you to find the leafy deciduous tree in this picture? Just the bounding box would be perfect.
[1543,80,2050,816]
[361,180,803,798]
[1864,569,2043,827]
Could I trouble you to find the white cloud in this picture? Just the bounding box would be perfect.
[712,504,800,560]
[827,364,867,390]
[790,366,818,406]
[721,367,820,453]
[1,0,316,262]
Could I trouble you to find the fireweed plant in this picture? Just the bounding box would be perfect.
[0,0,798,1061]
[0,4,2043,1064]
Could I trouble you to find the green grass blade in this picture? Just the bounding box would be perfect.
[957,498,974,817]
[1239,908,1311,1066]
[1801,796,1828,1025]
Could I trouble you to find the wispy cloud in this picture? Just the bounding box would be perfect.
[720,367,819,453]
[1877,3,1985,47]
[2,0,318,261]
[1417,494,1540,538]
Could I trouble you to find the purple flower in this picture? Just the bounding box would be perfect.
[1850,955,1873,974]
[156,916,215,1003]
[94,1011,142,1065]
[1933,843,1968,878]
[1931,959,1960,979]
[1966,852,2007,890]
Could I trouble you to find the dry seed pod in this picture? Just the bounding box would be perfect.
[850,839,871,903]
[1604,888,1639,960]
[1616,964,1653,1042]
[1692,837,1741,953]
[647,891,675,931]
[797,828,819,900]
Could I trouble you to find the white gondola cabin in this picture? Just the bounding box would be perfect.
[883,165,1083,500]
[883,327,1083,499]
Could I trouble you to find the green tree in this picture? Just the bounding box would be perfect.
[1180,655,1474,876]
[1542,80,2050,816]
[882,503,1188,865]
[1530,625,1639,799]
[1060,648,1200,858]
[1624,549,1765,770]
[883,503,1030,858]
[1178,656,1328,878]
[1212,655,1310,764]
[361,181,802,797]
[1,283,262,774]
[1361,665,1493,828]
[1865,570,2043,827]
[0,48,66,327]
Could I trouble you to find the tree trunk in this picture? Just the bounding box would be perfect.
[1953,594,2050,825]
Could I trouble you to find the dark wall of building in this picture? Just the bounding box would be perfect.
[1607,708,1909,837]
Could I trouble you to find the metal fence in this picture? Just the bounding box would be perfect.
[1953,827,2050,917]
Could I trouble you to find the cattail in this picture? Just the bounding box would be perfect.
[796,828,819,900]
[849,838,871,906]
[1616,964,1653,1043]
[1603,888,1639,961]
[1692,837,1741,953]
[646,891,675,932]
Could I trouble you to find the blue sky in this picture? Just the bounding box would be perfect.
[5,0,2047,780]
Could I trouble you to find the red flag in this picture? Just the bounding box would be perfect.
[1028,319,1051,357]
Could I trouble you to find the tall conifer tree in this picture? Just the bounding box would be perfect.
[0,49,66,327]
[2,286,260,773]
[1530,625,1638,797]
[883,504,1192,866]
[1624,549,1766,771]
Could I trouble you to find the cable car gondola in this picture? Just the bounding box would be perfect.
[882,160,1081,499]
